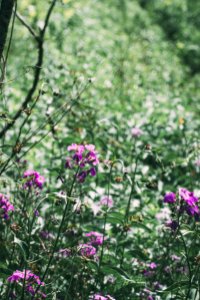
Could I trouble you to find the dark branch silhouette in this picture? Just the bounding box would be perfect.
[0,0,57,139]
[0,0,15,62]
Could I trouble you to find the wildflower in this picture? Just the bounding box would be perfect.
[78,244,96,257]
[171,254,181,262]
[8,270,46,298]
[66,143,99,183]
[58,248,71,258]
[164,192,176,204]
[131,127,143,138]
[165,220,178,231]
[0,194,14,220]
[179,188,198,206]
[34,209,39,217]
[179,188,199,217]
[85,232,103,246]
[40,231,54,240]
[148,262,157,269]
[23,170,45,189]
[99,196,113,208]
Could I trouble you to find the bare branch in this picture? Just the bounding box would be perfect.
[0,0,57,139]
[16,12,39,42]
[0,0,15,61]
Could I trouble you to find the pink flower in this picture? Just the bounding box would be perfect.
[100,196,113,208]
[85,144,95,151]
[8,270,44,286]
[58,248,71,258]
[8,270,46,298]
[131,127,143,138]
[85,232,103,246]
[178,187,200,217]
[0,194,14,220]
[148,262,157,269]
[78,244,96,257]
[66,144,99,183]
[23,170,45,189]
[179,188,198,206]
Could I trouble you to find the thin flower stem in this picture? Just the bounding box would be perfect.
[97,163,113,279]
[179,231,192,300]
[32,167,79,299]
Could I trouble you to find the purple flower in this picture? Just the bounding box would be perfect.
[179,188,198,206]
[7,269,46,298]
[171,255,181,262]
[186,205,199,216]
[23,170,45,189]
[78,244,96,257]
[131,127,143,138]
[85,232,104,246]
[58,248,71,258]
[0,194,14,220]
[179,188,199,217]
[40,231,54,240]
[165,220,178,231]
[99,196,113,208]
[65,157,73,169]
[90,167,96,176]
[66,144,99,183]
[77,171,87,183]
[34,210,39,217]
[7,270,46,298]
[8,270,44,286]
[143,269,154,277]
[147,296,154,300]
[164,192,176,204]
[148,262,157,269]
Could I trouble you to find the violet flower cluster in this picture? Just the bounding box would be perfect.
[7,270,46,298]
[164,187,200,218]
[66,144,99,183]
[78,243,97,257]
[99,196,113,208]
[85,231,104,246]
[0,194,14,220]
[78,231,104,259]
[23,170,45,189]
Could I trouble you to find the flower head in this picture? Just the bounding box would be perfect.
[131,127,143,138]
[165,220,178,231]
[179,188,198,206]
[99,196,113,208]
[58,248,71,258]
[78,244,96,257]
[7,270,46,298]
[179,188,199,217]
[23,170,45,189]
[0,194,14,220]
[66,144,99,183]
[85,231,104,246]
[148,262,157,269]
[164,192,176,204]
